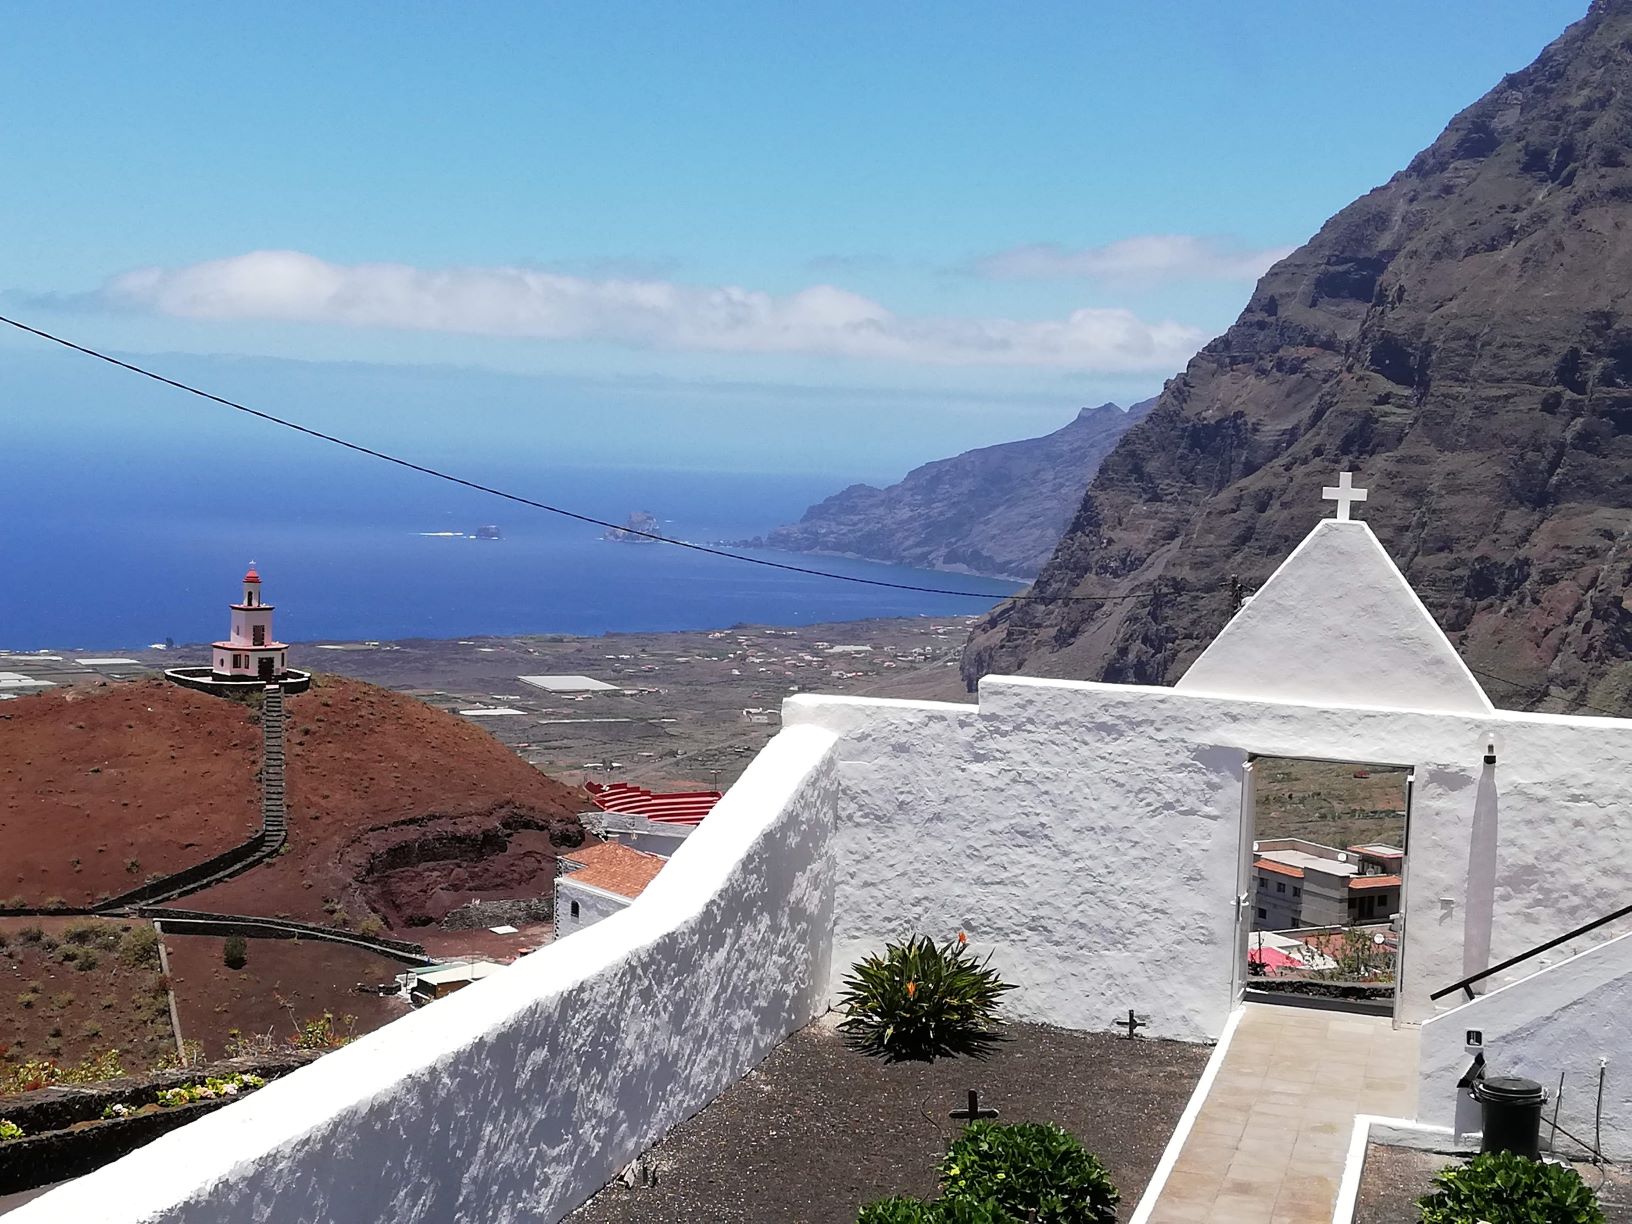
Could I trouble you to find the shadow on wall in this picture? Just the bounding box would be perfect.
[1462,764,1499,983]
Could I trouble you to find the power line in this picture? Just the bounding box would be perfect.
[0,313,1180,607]
[1467,665,1625,719]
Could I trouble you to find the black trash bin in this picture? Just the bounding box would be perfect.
[1473,1076,1546,1159]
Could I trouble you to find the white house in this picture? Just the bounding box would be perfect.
[552,840,669,937]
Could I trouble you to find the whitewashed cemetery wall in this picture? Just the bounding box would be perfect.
[787,675,1632,1038]
[10,726,841,1224]
[22,667,1632,1222]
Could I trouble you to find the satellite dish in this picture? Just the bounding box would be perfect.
[1373,934,1387,946]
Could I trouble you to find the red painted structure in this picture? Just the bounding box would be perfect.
[584,781,721,825]
[211,565,290,682]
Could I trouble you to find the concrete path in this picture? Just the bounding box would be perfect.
[1144,1002,1418,1223]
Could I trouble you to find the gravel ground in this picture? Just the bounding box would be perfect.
[1355,1142,1632,1222]
[570,1018,1209,1224]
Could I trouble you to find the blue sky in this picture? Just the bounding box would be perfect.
[0,0,1590,475]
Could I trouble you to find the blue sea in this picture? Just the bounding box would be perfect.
[0,452,1019,650]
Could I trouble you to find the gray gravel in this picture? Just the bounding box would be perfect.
[570,1018,1209,1224]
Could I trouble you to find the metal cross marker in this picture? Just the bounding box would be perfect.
[1115,1009,1147,1039]
[1322,471,1368,521]
[949,1089,999,1123]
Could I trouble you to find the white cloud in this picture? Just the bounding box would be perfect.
[100,250,1204,373]
[972,234,1295,284]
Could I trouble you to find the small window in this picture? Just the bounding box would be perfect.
[1293,886,1301,897]
[1256,907,1266,920]
[1257,877,1267,890]
[253,625,266,646]
[569,900,580,919]
[1276,881,1286,894]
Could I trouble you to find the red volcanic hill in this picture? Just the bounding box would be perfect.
[0,676,589,929]
[0,680,262,906]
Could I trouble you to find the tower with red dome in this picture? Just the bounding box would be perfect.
[211,565,289,682]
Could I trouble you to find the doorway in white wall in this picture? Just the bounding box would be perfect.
[1235,755,1412,1018]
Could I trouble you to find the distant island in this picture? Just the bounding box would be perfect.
[604,511,661,543]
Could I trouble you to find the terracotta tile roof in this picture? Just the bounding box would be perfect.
[561,841,668,900]
[1348,874,1401,891]
[1255,858,1305,879]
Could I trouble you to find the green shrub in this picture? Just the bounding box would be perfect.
[857,1197,1009,1222]
[1416,1150,1604,1224]
[63,920,118,949]
[859,1199,938,1223]
[837,934,1014,1063]
[223,935,248,970]
[119,925,160,969]
[0,1119,22,1141]
[941,1122,1119,1224]
[58,1048,125,1085]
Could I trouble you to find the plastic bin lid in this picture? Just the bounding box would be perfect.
[1473,1076,1546,1104]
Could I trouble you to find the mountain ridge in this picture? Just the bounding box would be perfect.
[962,0,1632,712]
[744,398,1154,581]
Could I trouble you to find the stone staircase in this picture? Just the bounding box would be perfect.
[259,684,288,851]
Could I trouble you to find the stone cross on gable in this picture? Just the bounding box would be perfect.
[1322,471,1368,521]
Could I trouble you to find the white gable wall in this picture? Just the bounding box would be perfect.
[1176,520,1493,715]
[553,874,633,938]
[788,676,1632,1037]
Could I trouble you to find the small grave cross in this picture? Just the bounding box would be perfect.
[949,1088,999,1124]
[1115,1008,1147,1039]
[1321,471,1368,521]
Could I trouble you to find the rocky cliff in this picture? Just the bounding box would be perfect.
[963,0,1632,713]
[749,399,1153,581]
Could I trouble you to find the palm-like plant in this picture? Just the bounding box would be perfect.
[837,934,1014,1063]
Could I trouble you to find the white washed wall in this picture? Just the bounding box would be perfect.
[12,725,841,1224]
[553,876,630,937]
[1419,930,1632,1158]
[787,676,1632,1039]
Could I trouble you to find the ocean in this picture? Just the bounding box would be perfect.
[0,453,1019,650]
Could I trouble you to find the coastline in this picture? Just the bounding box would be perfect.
[724,540,1035,586]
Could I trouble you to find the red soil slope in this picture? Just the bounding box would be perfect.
[0,681,260,907]
[186,675,587,930]
[161,934,412,1059]
[0,916,177,1076]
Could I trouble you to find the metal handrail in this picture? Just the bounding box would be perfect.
[1430,899,1632,1001]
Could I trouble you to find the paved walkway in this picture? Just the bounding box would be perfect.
[1145,1002,1418,1223]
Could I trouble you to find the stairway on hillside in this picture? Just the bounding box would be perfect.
[260,684,287,850]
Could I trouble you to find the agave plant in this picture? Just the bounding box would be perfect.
[837,933,1014,1063]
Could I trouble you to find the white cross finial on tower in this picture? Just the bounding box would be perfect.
[1322,471,1368,521]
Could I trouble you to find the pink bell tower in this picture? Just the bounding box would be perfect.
[211,564,289,682]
